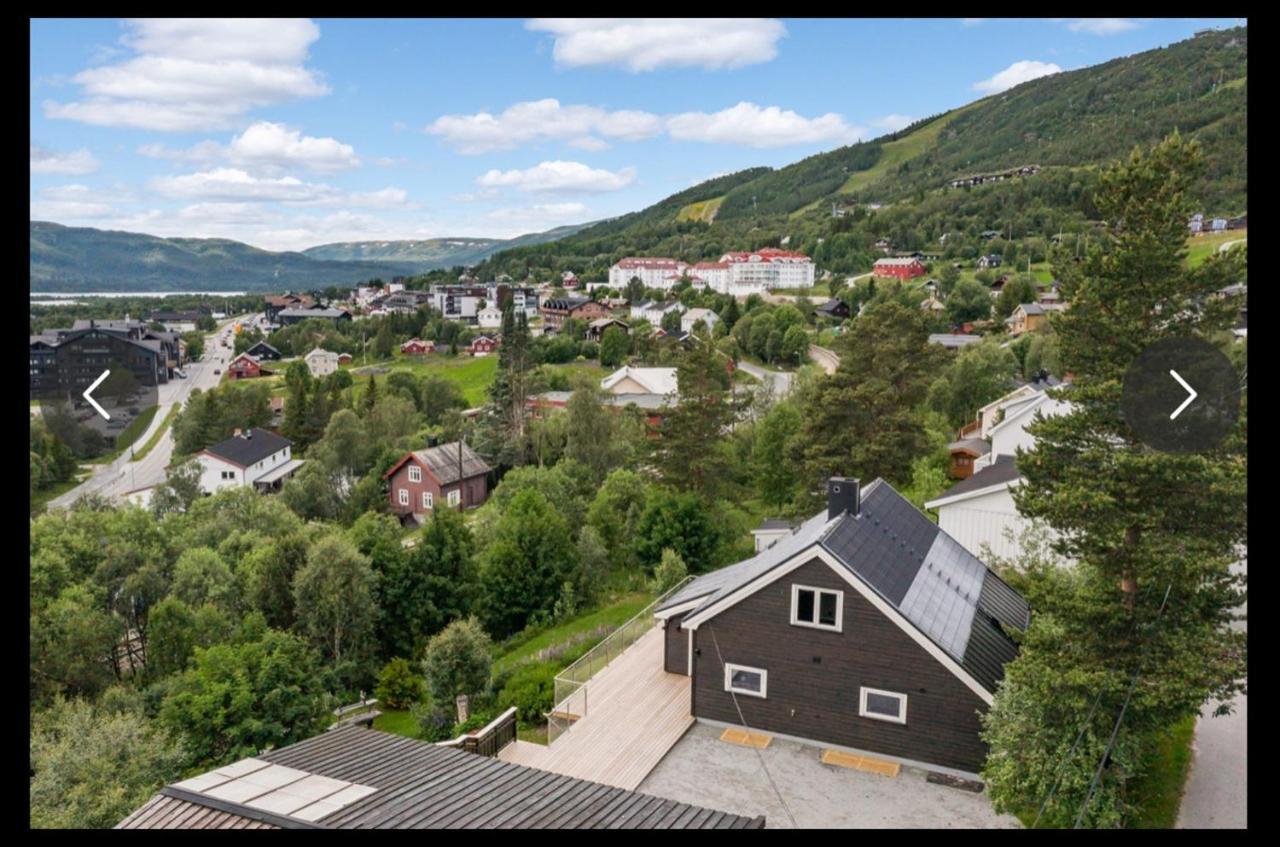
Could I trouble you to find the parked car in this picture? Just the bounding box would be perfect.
[213,368,222,375]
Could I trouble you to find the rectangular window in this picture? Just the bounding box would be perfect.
[448,490,461,507]
[398,489,409,506]
[422,491,432,509]
[408,465,422,483]
[791,584,843,632]
[859,687,907,724]
[724,663,767,698]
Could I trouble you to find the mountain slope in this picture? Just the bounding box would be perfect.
[302,221,595,271]
[473,26,1245,282]
[30,222,420,292]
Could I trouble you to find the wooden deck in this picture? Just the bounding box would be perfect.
[499,626,693,790]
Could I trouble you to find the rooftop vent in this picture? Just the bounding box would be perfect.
[827,477,861,521]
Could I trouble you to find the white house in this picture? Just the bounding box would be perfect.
[720,248,815,292]
[925,382,1072,564]
[609,257,687,290]
[477,305,503,330]
[194,428,304,495]
[600,366,679,398]
[681,308,720,334]
[305,348,340,378]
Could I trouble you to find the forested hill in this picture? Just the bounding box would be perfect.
[472,27,1246,282]
[301,222,596,270]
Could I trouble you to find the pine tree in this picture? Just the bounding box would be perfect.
[362,374,378,415]
[983,134,1247,826]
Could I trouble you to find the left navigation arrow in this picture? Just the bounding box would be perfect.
[84,370,111,420]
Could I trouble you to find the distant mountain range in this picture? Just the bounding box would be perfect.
[29,220,595,293]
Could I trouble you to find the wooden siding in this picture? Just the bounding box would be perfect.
[664,612,688,675]
[690,557,991,773]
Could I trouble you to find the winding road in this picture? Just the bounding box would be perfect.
[47,315,256,510]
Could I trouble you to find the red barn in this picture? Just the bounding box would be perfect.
[872,257,926,280]
[337,353,353,364]
[468,335,498,356]
[383,440,491,523]
[227,353,264,379]
[400,338,435,355]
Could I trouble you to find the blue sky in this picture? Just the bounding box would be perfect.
[30,17,1244,251]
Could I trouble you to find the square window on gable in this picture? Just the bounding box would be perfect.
[408,465,422,483]
[791,584,843,632]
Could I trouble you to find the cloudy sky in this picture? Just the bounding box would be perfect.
[30,17,1242,252]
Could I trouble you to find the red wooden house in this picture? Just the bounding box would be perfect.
[228,353,267,380]
[338,353,353,364]
[468,335,498,356]
[383,440,491,523]
[400,338,435,355]
[872,257,926,280]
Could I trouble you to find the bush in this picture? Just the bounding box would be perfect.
[497,662,557,724]
[421,616,493,702]
[450,708,499,738]
[653,548,689,593]
[410,698,454,743]
[374,658,426,710]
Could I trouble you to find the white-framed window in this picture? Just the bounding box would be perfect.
[398,488,409,506]
[791,584,843,632]
[859,687,908,725]
[422,491,432,509]
[724,663,767,698]
[447,489,461,507]
[408,465,422,483]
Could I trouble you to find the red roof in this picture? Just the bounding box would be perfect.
[692,262,728,269]
[720,249,811,263]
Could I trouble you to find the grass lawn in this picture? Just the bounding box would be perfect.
[372,709,421,739]
[543,360,609,387]
[493,591,655,675]
[1187,230,1246,269]
[677,196,724,223]
[350,354,498,406]
[1126,714,1197,829]
[30,473,89,515]
[135,404,180,463]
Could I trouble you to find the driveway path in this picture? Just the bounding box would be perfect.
[737,360,794,400]
[1176,554,1246,828]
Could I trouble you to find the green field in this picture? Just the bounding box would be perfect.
[371,709,420,738]
[138,405,180,464]
[30,473,89,516]
[677,196,725,223]
[493,592,654,675]
[1186,230,1246,269]
[349,354,499,406]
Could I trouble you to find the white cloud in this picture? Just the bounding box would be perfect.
[1065,18,1139,36]
[526,18,785,71]
[138,122,360,174]
[972,60,1063,94]
[44,18,329,131]
[30,146,100,175]
[482,203,590,237]
[569,136,611,151]
[477,161,636,193]
[872,114,914,132]
[667,102,864,148]
[30,184,121,220]
[348,187,411,208]
[149,167,342,204]
[428,98,663,154]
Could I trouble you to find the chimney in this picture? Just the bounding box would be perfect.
[827,477,860,520]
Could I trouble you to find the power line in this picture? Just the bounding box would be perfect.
[1072,583,1173,829]
[707,624,799,829]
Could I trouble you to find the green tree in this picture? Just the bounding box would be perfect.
[159,630,332,767]
[633,488,720,573]
[420,617,492,703]
[151,459,204,517]
[564,380,636,485]
[926,337,1020,429]
[995,275,1039,320]
[651,335,742,499]
[30,695,188,829]
[653,548,689,593]
[586,469,649,572]
[419,375,467,426]
[170,547,236,610]
[796,300,945,498]
[291,535,379,666]
[983,134,1248,827]
[599,324,630,367]
[30,583,123,701]
[374,657,426,710]
[478,489,579,637]
[945,278,993,325]
[753,399,804,508]
[377,508,477,658]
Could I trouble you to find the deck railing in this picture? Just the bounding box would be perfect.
[436,706,518,758]
[547,576,695,745]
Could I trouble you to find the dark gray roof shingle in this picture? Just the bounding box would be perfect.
[929,454,1021,503]
[204,428,292,468]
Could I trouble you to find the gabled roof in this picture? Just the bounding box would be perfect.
[119,726,758,829]
[925,455,1022,507]
[245,341,281,356]
[280,308,349,319]
[383,440,490,485]
[202,428,292,468]
[948,438,990,457]
[601,366,678,396]
[658,479,1029,696]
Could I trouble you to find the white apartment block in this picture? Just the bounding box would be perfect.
[609,258,687,291]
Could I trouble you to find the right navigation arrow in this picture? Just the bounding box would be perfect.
[84,369,111,421]
[1169,369,1197,420]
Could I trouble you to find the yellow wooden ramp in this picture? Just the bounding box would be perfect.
[720,727,772,749]
[820,749,901,777]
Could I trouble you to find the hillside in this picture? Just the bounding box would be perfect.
[473,27,1246,281]
[302,221,595,271]
[30,222,419,292]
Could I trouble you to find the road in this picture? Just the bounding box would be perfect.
[47,315,256,509]
[736,360,794,401]
[1176,554,1247,829]
[808,344,839,375]
[1219,238,1247,253]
